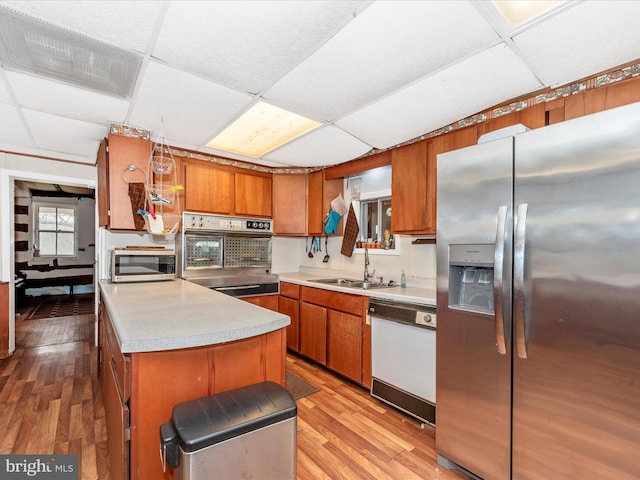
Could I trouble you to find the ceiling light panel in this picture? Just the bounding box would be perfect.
[264,0,500,122]
[6,70,130,124]
[513,1,640,87]
[0,0,163,51]
[152,0,372,94]
[0,5,142,98]
[207,101,320,158]
[491,0,566,28]
[128,60,254,147]
[263,124,371,167]
[336,43,543,149]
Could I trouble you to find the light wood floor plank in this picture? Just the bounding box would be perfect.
[1,307,471,480]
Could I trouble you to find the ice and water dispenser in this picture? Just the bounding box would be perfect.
[448,244,495,314]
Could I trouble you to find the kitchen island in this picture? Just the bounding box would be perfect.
[98,279,289,480]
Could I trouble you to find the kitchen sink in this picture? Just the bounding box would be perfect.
[311,278,394,289]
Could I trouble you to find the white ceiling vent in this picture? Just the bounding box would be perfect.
[0,5,142,99]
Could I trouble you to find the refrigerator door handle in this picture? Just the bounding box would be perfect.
[514,203,528,359]
[493,205,508,355]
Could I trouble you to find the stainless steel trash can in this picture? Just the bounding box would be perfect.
[160,381,297,480]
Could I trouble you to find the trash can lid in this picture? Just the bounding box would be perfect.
[171,381,297,452]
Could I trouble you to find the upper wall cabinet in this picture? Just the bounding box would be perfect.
[97,133,152,230]
[272,171,343,236]
[183,159,272,218]
[391,126,478,235]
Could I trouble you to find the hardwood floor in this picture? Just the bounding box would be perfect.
[0,312,108,480]
[1,309,469,480]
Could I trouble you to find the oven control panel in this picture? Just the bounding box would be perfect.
[183,213,272,232]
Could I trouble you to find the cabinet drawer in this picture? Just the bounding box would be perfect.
[102,306,131,402]
[280,282,300,299]
[301,286,364,316]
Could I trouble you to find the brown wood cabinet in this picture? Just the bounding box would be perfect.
[183,159,272,217]
[272,174,307,235]
[279,282,301,352]
[299,286,368,384]
[391,140,429,234]
[241,294,279,311]
[99,300,286,480]
[97,133,152,230]
[272,171,343,236]
[391,127,478,235]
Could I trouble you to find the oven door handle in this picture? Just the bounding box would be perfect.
[214,285,261,291]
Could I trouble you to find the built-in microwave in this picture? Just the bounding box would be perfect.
[111,248,177,283]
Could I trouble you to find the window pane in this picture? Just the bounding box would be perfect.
[39,232,57,255]
[381,198,392,239]
[38,207,57,231]
[361,200,379,241]
[57,232,75,255]
[58,208,75,232]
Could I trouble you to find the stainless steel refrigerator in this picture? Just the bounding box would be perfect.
[435,101,640,480]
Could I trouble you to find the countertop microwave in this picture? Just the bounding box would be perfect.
[111,248,177,283]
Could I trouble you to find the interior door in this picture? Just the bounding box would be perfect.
[512,102,640,479]
[435,136,513,480]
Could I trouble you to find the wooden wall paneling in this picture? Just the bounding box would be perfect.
[324,150,392,180]
[545,98,566,125]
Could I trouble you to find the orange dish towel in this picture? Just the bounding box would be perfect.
[341,203,359,257]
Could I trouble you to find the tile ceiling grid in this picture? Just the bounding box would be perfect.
[0,1,640,167]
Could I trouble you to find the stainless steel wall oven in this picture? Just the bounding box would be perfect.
[177,212,278,297]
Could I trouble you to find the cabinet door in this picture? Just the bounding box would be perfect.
[273,174,307,235]
[279,295,300,352]
[184,163,233,214]
[391,140,429,233]
[307,170,324,235]
[327,310,362,383]
[97,138,109,227]
[107,133,151,230]
[300,302,327,364]
[235,172,272,217]
[242,294,279,311]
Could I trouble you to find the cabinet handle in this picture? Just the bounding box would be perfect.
[493,205,508,355]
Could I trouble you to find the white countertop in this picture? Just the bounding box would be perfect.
[99,279,290,354]
[278,271,437,305]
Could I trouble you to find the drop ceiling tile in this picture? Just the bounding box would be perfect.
[0,0,163,51]
[0,102,35,149]
[265,0,500,122]
[6,71,129,124]
[0,73,12,104]
[23,109,106,162]
[152,0,372,94]
[128,60,254,146]
[262,125,371,167]
[514,1,640,87]
[337,44,543,149]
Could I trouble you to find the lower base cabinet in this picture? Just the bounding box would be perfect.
[99,301,286,480]
[298,285,368,386]
[241,294,279,311]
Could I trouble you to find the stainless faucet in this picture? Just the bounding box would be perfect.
[364,244,375,282]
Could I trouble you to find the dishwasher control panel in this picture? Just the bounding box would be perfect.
[416,311,436,328]
[368,299,436,330]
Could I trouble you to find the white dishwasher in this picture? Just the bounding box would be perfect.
[369,298,436,425]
